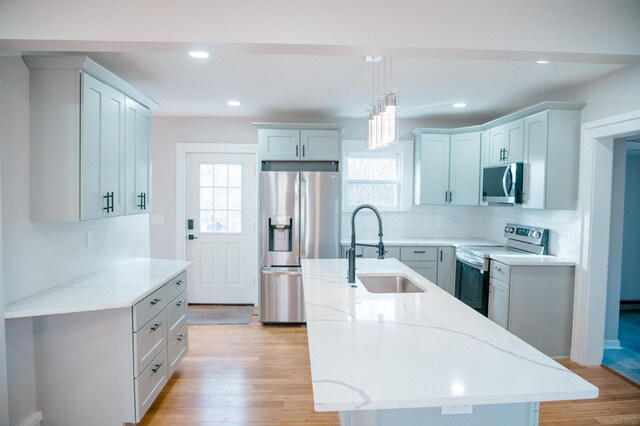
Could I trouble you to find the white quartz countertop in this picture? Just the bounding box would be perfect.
[490,254,576,266]
[4,258,190,319]
[301,258,597,412]
[340,238,501,247]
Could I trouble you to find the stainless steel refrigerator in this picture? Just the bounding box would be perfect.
[259,171,341,323]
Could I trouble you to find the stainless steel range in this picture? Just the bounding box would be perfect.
[455,224,549,315]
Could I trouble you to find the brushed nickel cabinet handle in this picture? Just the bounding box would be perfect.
[152,362,163,373]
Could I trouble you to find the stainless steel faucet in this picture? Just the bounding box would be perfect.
[347,204,385,283]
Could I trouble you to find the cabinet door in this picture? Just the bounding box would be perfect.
[504,118,524,162]
[414,134,450,204]
[479,130,491,205]
[403,261,438,283]
[300,130,340,161]
[488,125,506,165]
[125,98,152,214]
[436,247,455,295]
[488,278,510,329]
[101,84,126,217]
[522,111,548,209]
[449,132,481,205]
[259,129,301,160]
[80,73,125,219]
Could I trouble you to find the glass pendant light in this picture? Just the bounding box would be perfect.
[364,56,399,150]
[381,91,397,146]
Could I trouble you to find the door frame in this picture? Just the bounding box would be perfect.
[572,109,640,365]
[175,143,259,302]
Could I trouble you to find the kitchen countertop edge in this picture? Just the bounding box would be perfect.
[4,258,191,319]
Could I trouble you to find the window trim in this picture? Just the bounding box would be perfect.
[341,140,414,212]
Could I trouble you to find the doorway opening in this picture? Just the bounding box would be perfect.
[603,134,640,384]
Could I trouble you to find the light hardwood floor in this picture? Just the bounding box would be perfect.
[141,311,640,425]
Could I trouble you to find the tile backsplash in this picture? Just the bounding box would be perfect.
[341,205,581,261]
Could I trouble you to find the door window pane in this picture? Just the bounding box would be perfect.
[199,163,242,233]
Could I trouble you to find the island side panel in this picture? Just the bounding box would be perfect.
[33,307,135,425]
[339,402,538,426]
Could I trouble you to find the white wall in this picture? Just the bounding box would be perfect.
[621,152,640,300]
[0,56,151,425]
[566,66,640,123]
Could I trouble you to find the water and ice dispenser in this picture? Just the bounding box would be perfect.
[268,216,293,252]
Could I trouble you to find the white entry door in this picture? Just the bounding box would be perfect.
[186,152,256,304]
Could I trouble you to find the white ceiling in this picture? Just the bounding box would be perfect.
[2,0,639,125]
[83,52,625,122]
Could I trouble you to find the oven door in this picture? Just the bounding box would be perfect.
[455,258,489,316]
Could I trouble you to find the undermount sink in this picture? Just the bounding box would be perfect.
[357,274,425,294]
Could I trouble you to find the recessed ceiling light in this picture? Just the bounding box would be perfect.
[453,103,467,108]
[227,100,241,107]
[536,60,549,64]
[188,51,210,59]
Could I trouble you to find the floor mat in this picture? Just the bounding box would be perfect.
[187,305,254,325]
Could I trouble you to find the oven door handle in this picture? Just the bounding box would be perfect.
[456,256,485,272]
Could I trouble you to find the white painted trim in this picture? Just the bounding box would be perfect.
[175,143,259,304]
[571,109,640,366]
[603,339,621,350]
[20,411,43,426]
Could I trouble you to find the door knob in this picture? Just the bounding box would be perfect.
[188,234,199,240]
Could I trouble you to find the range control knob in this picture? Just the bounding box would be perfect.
[504,226,515,234]
[532,231,542,238]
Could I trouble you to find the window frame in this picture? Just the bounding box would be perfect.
[341,140,414,212]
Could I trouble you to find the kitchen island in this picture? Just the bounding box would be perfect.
[301,258,597,426]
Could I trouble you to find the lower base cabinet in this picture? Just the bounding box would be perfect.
[31,272,188,425]
[488,261,574,358]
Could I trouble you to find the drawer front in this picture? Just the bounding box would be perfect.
[400,246,437,262]
[168,324,188,377]
[133,285,167,332]
[166,291,187,339]
[134,310,167,377]
[490,261,511,283]
[165,271,188,304]
[135,348,168,422]
[362,246,400,259]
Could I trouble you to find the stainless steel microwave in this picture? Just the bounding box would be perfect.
[482,162,524,204]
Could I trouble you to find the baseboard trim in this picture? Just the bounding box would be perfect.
[20,411,43,426]
[604,339,622,349]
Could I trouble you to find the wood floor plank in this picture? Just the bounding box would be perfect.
[140,310,640,425]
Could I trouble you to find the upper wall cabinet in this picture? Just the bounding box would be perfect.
[125,98,152,214]
[522,110,581,210]
[413,101,584,210]
[25,56,158,221]
[414,131,481,205]
[488,118,524,165]
[255,124,343,162]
